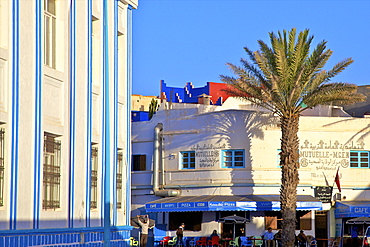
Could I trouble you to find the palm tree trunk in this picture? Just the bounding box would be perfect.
[280,114,300,247]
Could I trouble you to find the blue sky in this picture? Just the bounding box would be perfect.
[132,0,370,96]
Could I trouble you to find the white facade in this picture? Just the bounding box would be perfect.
[131,98,370,243]
[0,0,137,245]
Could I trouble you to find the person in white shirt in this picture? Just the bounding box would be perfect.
[176,223,186,247]
[137,215,150,247]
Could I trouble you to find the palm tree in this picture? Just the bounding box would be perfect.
[220,28,365,247]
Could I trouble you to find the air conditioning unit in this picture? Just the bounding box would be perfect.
[334,193,341,201]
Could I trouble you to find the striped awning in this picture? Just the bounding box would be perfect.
[145,194,322,213]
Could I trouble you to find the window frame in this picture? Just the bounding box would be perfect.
[44,0,56,68]
[221,149,245,168]
[116,150,123,209]
[43,133,61,210]
[350,150,370,168]
[180,151,195,169]
[0,128,4,207]
[90,144,98,209]
[265,211,312,230]
[132,154,146,171]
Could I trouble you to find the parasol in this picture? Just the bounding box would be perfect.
[218,215,249,239]
[346,217,370,242]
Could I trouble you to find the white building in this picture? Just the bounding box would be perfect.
[131,98,370,246]
[0,0,137,245]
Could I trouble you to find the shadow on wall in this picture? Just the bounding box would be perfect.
[322,118,370,144]
[161,110,279,189]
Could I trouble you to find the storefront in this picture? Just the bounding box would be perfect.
[146,194,322,241]
[335,201,370,247]
[146,195,322,212]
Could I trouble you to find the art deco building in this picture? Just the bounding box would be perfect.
[0,0,137,245]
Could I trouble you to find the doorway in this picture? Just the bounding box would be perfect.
[315,211,328,247]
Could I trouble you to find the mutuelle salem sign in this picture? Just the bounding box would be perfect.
[314,186,333,203]
[299,139,365,178]
[191,143,226,169]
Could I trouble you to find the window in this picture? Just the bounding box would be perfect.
[44,0,56,68]
[277,149,299,167]
[92,18,101,86]
[91,144,98,209]
[350,151,369,168]
[43,133,61,210]
[0,128,4,206]
[180,151,195,169]
[276,149,281,167]
[169,212,202,231]
[0,1,10,49]
[265,211,311,230]
[221,150,245,168]
[116,150,123,209]
[132,154,146,171]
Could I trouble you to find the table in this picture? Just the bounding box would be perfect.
[221,238,232,247]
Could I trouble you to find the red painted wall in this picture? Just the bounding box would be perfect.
[208,82,230,104]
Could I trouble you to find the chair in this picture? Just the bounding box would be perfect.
[168,237,178,247]
[130,237,139,247]
[208,236,221,247]
[329,237,340,247]
[229,237,240,247]
[160,236,171,247]
[190,237,200,247]
[251,236,263,247]
[306,235,313,244]
[309,239,317,247]
[239,236,252,247]
[332,237,341,247]
[184,237,191,247]
[196,237,207,247]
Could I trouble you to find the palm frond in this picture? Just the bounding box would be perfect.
[302,83,365,109]
[323,58,354,83]
[220,28,365,118]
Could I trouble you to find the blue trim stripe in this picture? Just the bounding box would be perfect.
[33,0,43,230]
[10,0,20,230]
[68,0,76,229]
[126,4,133,226]
[0,225,133,235]
[102,0,111,244]
[112,0,119,226]
[86,0,93,228]
[0,227,133,246]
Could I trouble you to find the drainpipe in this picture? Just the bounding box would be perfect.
[153,123,181,197]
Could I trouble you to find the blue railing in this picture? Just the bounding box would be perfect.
[0,226,132,247]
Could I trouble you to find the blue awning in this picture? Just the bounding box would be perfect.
[335,201,370,218]
[145,195,322,213]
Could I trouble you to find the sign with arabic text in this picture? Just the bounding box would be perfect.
[191,143,226,168]
[300,140,365,171]
[314,186,333,203]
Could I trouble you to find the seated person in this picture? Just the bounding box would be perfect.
[263,227,275,247]
[274,230,282,247]
[297,230,307,247]
[211,230,219,238]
